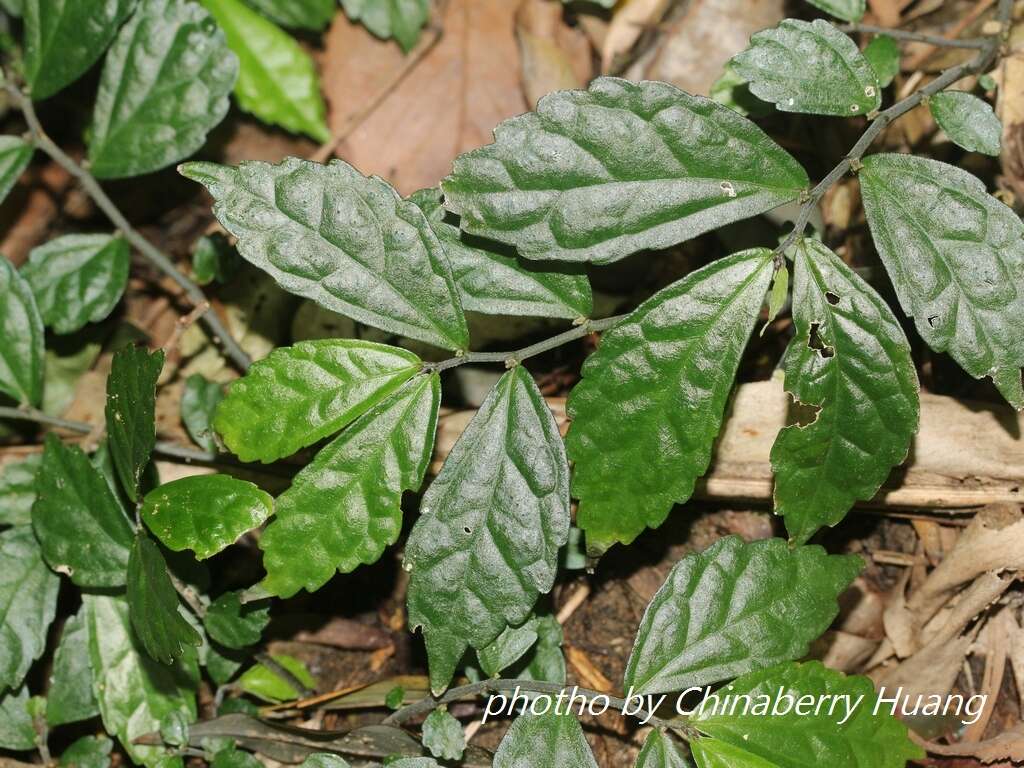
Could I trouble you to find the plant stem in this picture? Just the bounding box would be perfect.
[3,84,251,373]
[774,0,1011,267]
[839,23,990,49]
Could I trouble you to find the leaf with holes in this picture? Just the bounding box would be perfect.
[105,346,163,501]
[48,609,99,727]
[0,257,44,406]
[442,77,808,265]
[340,0,429,52]
[636,729,693,768]
[181,159,469,350]
[0,137,33,205]
[243,0,334,29]
[0,453,41,526]
[929,91,1001,156]
[405,366,570,694]
[803,0,865,22]
[771,239,919,544]
[260,374,439,596]
[21,234,130,334]
[566,249,773,555]
[732,20,880,116]
[623,536,862,694]
[494,712,597,768]
[860,153,1024,409]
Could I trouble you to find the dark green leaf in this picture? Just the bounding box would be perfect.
[493,712,597,768]
[243,0,334,30]
[565,249,773,555]
[141,474,273,559]
[59,736,113,768]
[0,685,34,750]
[0,453,41,526]
[260,373,440,596]
[84,593,198,768]
[929,91,1001,156]
[0,256,45,406]
[237,654,314,702]
[803,0,865,21]
[443,77,808,265]
[214,340,422,463]
[340,0,429,52]
[859,153,1024,409]
[105,345,163,501]
[212,745,264,768]
[127,534,203,665]
[478,619,540,678]
[191,234,241,285]
[48,609,100,726]
[406,366,570,694]
[87,0,237,179]
[21,234,130,334]
[23,0,135,100]
[204,592,270,649]
[690,661,923,768]
[207,643,247,686]
[623,536,862,694]
[520,615,565,684]
[636,729,693,768]
[385,685,405,710]
[422,707,465,761]
[181,159,469,350]
[732,20,880,117]
[0,137,33,205]
[181,374,224,452]
[32,434,134,586]
[771,239,919,544]
[409,188,592,319]
[863,34,899,88]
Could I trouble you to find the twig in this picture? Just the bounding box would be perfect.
[3,84,251,373]
[904,0,997,71]
[840,23,989,49]
[169,571,207,619]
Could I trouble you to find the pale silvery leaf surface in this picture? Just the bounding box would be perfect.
[493,712,597,768]
[929,91,1001,156]
[803,0,865,21]
[340,0,429,52]
[0,137,34,205]
[47,609,100,727]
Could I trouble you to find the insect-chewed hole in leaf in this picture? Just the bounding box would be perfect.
[927,314,940,328]
[807,322,835,358]
[787,395,822,428]
[825,291,840,306]
[463,526,472,534]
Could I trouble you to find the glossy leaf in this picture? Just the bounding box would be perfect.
[442,77,808,265]
[201,0,329,141]
[803,0,865,21]
[106,346,163,500]
[48,609,100,727]
[32,433,134,586]
[214,340,422,463]
[0,256,45,406]
[930,91,1001,156]
[181,373,224,452]
[565,249,773,555]
[0,526,59,691]
[204,591,270,649]
[406,366,570,694]
[636,729,693,768]
[23,0,136,100]
[859,153,1024,409]
[261,374,440,596]
[0,137,33,205]
[244,0,334,29]
[0,453,41,526]
[771,239,919,544]
[237,654,314,702]
[863,34,899,88]
[690,661,923,768]
[191,234,241,285]
[691,739,777,768]
[623,536,862,694]
[141,474,273,559]
[59,736,114,768]
[732,20,880,117]
[21,234,131,334]
[0,686,34,750]
[181,158,469,350]
[340,0,429,52]
[87,0,237,179]
[493,712,597,768]
[422,707,465,761]
[84,593,198,768]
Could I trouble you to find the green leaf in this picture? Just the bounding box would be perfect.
[520,615,565,684]
[732,20,880,117]
[0,453,41,526]
[0,256,45,406]
[340,0,429,52]
[803,0,865,22]
[623,536,862,695]
[203,591,270,649]
[422,707,465,761]
[181,374,224,452]
[260,373,440,596]
[565,249,773,555]
[48,609,100,726]
[863,34,899,88]
[237,654,314,702]
[212,746,265,768]
[127,534,204,665]
[105,345,163,501]
[207,643,246,686]
[929,91,1001,156]
[859,153,1024,409]
[87,0,237,179]
[493,712,597,768]
[201,0,329,141]
[23,0,135,100]
[406,366,570,695]
[0,685,34,750]
[0,136,33,205]
[214,339,422,463]
[243,0,334,29]
[409,188,592,319]
[478,618,540,678]
[636,729,693,768]
[771,239,919,544]
[141,475,273,559]
[442,77,808,265]
[385,685,405,710]
[42,332,104,416]
[690,661,923,768]
[84,593,198,768]
[298,755,351,768]
[21,234,130,334]
[59,736,114,768]
[191,234,241,285]
[709,63,772,119]
[180,159,469,350]
[691,739,778,768]
[764,261,788,330]
[0,526,59,691]
[32,433,135,586]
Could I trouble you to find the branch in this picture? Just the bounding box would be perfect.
[839,23,989,49]
[4,84,251,373]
